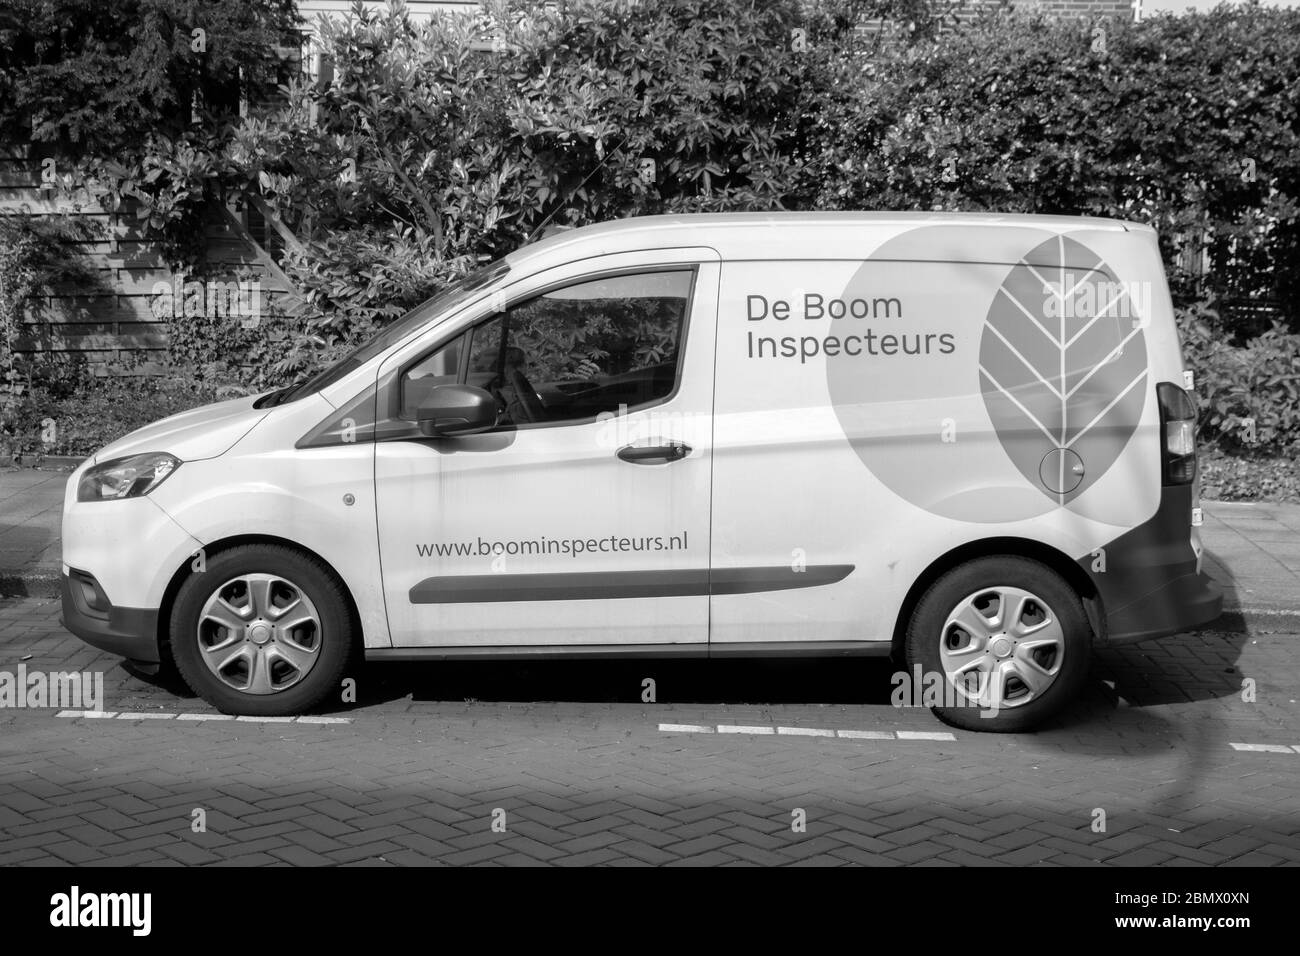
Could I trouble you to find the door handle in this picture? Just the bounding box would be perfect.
[617,441,691,464]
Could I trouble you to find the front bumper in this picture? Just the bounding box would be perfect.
[60,569,161,665]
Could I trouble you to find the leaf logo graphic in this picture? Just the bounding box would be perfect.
[978,236,1148,506]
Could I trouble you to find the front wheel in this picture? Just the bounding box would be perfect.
[905,556,1091,733]
[170,545,356,716]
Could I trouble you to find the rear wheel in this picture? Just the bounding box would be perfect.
[170,545,355,716]
[905,556,1091,732]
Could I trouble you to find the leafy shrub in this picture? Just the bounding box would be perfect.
[114,0,1300,381]
[1,374,221,459]
[802,3,1300,328]
[1198,446,1300,503]
[0,0,299,159]
[5,0,1300,410]
[159,266,294,391]
[36,0,832,386]
[1177,301,1300,454]
[0,213,106,414]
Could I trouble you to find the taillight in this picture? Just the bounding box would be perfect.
[1157,382,1197,485]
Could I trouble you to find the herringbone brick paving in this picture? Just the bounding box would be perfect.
[1,596,1298,865]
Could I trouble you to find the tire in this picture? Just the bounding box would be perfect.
[170,544,356,716]
[904,556,1091,733]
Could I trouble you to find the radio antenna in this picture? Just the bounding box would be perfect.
[523,134,631,245]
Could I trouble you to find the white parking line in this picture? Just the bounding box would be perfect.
[174,714,235,721]
[659,723,956,741]
[1229,742,1298,754]
[777,726,836,737]
[118,712,176,720]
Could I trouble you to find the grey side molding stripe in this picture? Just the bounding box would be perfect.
[408,565,854,604]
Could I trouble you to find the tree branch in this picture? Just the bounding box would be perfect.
[365,94,445,256]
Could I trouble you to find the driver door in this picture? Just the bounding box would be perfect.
[375,250,720,649]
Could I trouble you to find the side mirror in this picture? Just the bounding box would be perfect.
[416,384,498,437]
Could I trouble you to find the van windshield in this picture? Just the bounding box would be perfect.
[265,260,511,406]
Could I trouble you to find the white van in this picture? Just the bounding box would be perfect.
[61,212,1222,731]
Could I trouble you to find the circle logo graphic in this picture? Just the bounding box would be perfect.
[825,227,1148,522]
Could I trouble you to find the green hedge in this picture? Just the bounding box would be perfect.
[4,0,1300,457]
[801,4,1300,329]
[1178,303,1300,454]
[1,376,223,459]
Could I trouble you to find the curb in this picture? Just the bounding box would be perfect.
[0,458,82,471]
[0,568,61,599]
[1216,607,1300,632]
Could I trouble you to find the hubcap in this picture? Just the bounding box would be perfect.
[938,586,1064,711]
[196,574,323,695]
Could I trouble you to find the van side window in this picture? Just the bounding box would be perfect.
[402,269,693,430]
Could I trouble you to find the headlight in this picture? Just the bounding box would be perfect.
[77,453,182,502]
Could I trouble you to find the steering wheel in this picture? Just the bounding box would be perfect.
[508,367,548,424]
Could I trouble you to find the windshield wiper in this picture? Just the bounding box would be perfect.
[255,383,302,408]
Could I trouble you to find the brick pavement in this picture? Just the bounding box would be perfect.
[0,469,65,593]
[1,596,1297,866]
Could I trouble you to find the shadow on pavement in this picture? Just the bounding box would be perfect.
[349,656,903,711]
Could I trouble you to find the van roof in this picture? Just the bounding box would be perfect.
[506,211,1152,272]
